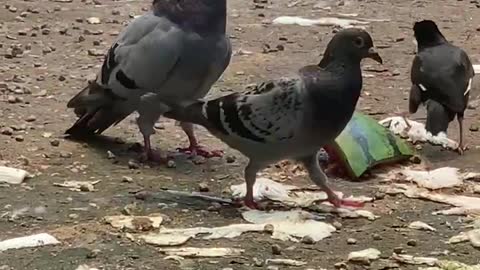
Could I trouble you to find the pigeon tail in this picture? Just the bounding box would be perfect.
[425,99,455,136]
[65,81,130,136]
[163,100,211,128]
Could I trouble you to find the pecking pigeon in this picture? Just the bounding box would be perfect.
[65,0,231,162]
[408,20,474,154]
[164,28,383,208]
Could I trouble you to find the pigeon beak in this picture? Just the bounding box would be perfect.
[367,47,383,64]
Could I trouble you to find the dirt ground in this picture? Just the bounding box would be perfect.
[1,0,480,269]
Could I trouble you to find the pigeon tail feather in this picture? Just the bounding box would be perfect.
[425,99,455,136]
[65,82,129,136]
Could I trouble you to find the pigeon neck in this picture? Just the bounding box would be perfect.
[153,0,227,34]
[415,32,447,50]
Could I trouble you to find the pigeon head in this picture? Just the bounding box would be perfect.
[319,28,382,67]
[413,20,447,47]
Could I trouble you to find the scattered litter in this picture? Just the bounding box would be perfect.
[474,64,480,74]
[163,255,185,263]
[420,260,480,270]
[266,258,307,266]
[75,265,99,270]
[53,180,101,192]
[158,247,244,258]
[448,229,480,248]
[0,166,28,184]
[387,167,463,190]
[380,184,480,215]
[242,210,336,242]
[0,233,60,251]
[336,208,378,220]
[379,117,458,149]
[347,248,381,264]
[408,221,437,232]
[272,16,369,28]
[391,254,438,266]
[139,210,335,246]
[86,17,101,24]
[230,177,371,208]
[104,215,163,232]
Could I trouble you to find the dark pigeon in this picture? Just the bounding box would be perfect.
[409,20,474,154]
[164,28,383,208]
[65,0,231,162]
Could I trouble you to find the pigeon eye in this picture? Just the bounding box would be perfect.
[353,37,364,48]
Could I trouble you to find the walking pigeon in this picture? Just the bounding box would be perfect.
[408,20,474,154]
[164,28,383,208]
[65,0,231,162]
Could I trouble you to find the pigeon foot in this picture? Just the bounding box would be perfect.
[177,145,224,158]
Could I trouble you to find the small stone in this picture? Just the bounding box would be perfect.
[122,176,134,183]
[107,150,116,159]
[334,262,347,269]
[410,155,422,164]
[1,127,14,136]
[86,17,101,24]
[60,152,72,158]
[198,182,210,192]
[14,135,24,142]
[225,155,236,163]
[192,155,206,165]
[86,249,101,259]
[50,139,60,147]
[253,257,264,267]
[7,95,18,104]
[128,160,140,169]
[88,48,104,56]
[68,213,79,219]
[407,239,417,246]
[347,238,357,245]
[332,221,343,230]
[301,235,315,245]
[264,224,274,234]
[374,191,385,200]
[25,115,36,122]
[373,233,382,240]
[393,246,404,254]
[469,124,479,132]
[166,160,176,168]
[271,244,282,255]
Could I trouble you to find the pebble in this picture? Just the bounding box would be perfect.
[264,224,274,234]
[271,244,282,255]
[373,233,383,240]
[106,150,116,159]
[374,191,386,200]
[60,152,72,158]
[407,239,417,246]
[1,127,14,136]
[122,176,134,183]
[225,155,236,163]
[393,246,404,254]
[86,249,101,259]
[166,160,176,168]
[14,135,24,142]
[128,160,140,169]
[50,139,60,147]
[332,221,343,230]
[301,235,315,245]
[347,238,357,245]
[198,182,210,192]
[25,115,36,122]
[469,124,479,132]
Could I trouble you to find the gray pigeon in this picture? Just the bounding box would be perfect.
[408,20,474,154]
[65,0,231,162]
[164,28,383,208]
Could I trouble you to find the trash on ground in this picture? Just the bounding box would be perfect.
[448,229,480,248]
[347,248,381,264]
[53,180,101,192]
[408,221,437,232]
[242,210,336,242]
[474,64,480,74]
[230,177,371,208]
[379,117,458,149]
[139,210,335,246]
[104,214,163,232]
[272,16,369,28]
[158,247,244,258]
[391,254,438,266]
[380,184,480,216]
[324,111,414,179]
[266,258,307,266]
[419,260,480,270]
[0,166,29,184]
[0,233,60,251]
[75,265,99,270]
[386,167,464,190]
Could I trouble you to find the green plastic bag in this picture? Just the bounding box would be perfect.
[324,112,414,179]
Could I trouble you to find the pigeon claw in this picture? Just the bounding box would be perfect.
[455,144,468,155]
[177,145,224,158]
[326,192,364,208]
[243,198,259,209]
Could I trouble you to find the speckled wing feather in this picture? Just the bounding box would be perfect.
[202,77,304,143]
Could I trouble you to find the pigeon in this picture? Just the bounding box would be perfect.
[408,20,474,154]
[65,0,231,162]
[164,28,383,208]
